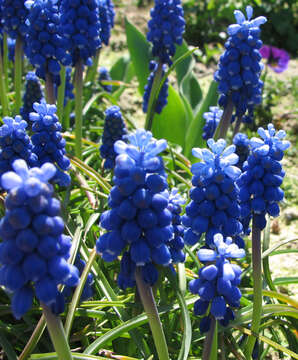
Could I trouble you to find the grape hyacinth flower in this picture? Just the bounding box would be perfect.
[30,101,71,187]
[1,0,29,40]
[20,72,44,122]
[97,129,182,289]
[260,45,290,73]
[147,0,185,65]
[0,159,79,319]
[60,0,101,66]
[98,0,115,45]
[237,123,290,230]
[189,233,245,332]
[183,139,242,247]
[98,66,112,93]
[143,61,169,114]
[100,106,127,170]
[166,188,186,263]
[0,116,38,183]
[214,6,267,125]
[202,107,223,140]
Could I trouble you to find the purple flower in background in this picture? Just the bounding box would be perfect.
[260,45,290,73]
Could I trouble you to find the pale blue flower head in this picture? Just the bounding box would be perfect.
[0,116,28,137]
[30,100,57,125]
[228,6,267,36]
[191,139,241,180]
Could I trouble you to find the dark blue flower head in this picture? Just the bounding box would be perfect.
[30,100,71,187]
[60,0,101,66]
[214,6,267,124]
[100,106,127,170]
[0,115,38,183]
[98,66,112,93]
[237,124,290,230]
[143,61,169,114]
[189,233,245,328]
[97,0,115,45]
[25,0,71,83]
[147,0,185,65]
[0,159,79,319]
[202,106,223,140]
[1,0,29,40]
[97,130,183,288]
[20,72,44,123]
[183,139,243,247]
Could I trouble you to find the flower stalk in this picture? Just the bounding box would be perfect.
[57,66,66,128]
[202,317,217,360]
[3,33,9,89]
[0,53,9,116]
[14,36,23,114]
[45,73,56,105]
[135,267,170,360]
[214,98,234,140]
[74,59,84,158]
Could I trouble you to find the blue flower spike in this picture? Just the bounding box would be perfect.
[0,159,79,319]
[97,129,185,289]
[189,233,245,330]
[1,0,29,40]
[237,123,290,230]
[183,139,243,247]
[30,100,71,187]
[98,0,115,46]
[98,67,113,93]
[202,107,223,140]
[214,6,267,125]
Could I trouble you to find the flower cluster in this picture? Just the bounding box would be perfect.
[202,107,223,140]
[98,66,112,93]
[0,160,79,319]
[143,61,169,114]
[260,45,290,73]
[0,116,38,183]
[183,139,242,247]
[25,0,71,83]
[60,0,101,66]
[237,124,290,230]
[1,0,29,40]
[20,72,44,122]
[147,0,185,65]
[189,234,245,332]
[233,133,249,169]
[97,129,184,289]
[166,188,185,263]
[214,6,267,124]
[30,101,71,187]
[100,106,127,170]
[63,255,94,302]
[98,0,115,45]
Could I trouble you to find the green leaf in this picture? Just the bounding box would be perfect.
[30,352,138,360]
[262,219,277,291]
[242,289,298,308]
[152,85,188,147]
[125,18,151,93]
[273,277,298,285]
[110,55,135,100]
[0,331,18,360]
[184,81,218,158]
[262,237,298,259]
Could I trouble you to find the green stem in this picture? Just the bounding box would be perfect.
[14,36,23,114]
[144,62,163,131]
[214,98,234,140]
[64,101,72,130]
[19,316,47,360]
[3,33,9,89]
[42,304,73,360]
[135,267,170,360]
[244,216,263,358]
[45,73,56,104]
[57,66,66,128]
[0,53,9,116]
[84,49,100,83]
[74,59,84,159]
[202,317,217,360]
[64,248,97,339]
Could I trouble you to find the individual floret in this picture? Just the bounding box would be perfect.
[30,101,71,187]
[0,116,38,184]
[143,61,169,114]
[97,129,185,288]
[147,0,185,65]
[98,66,112,93]
[100,106,127,170]
[0,159,79,319]
[202,107,223,140]
[182,139,243,247]
[237,123,290,230]
[60,0,101,66]
[20,72,44,123]
[189,233,245,331]
[214,6,267,124]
